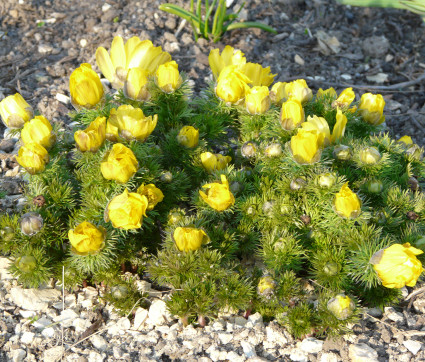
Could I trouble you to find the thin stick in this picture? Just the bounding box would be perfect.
[61,266,65,361]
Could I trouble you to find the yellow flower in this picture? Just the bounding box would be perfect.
[199,174,235,211]
[124,67,150,101]
[302,115,330,147]
[332,87,355,108]
[327,294,355,320]
[316,87,337,100]
[74,116,106,152]
[68,221,106,255]
[257,276,276,296]
[359,147,381,165]
[105,189,148,230]
[95,36,171,88]
[208,45,246,79]
[21,115,56,149]
[156,60,182,93]
[177,126,199,148]
[173,227,209,252]
[215,65,251,104]
[334,182,361,218]
[281,79,313,105]
[240,62,276,87]
[359,93,385,125]
[200,152,232,173]
[108,105,157,142]
[0,93,33,129]
[270,82,286,105]
[370,243,424,288]
[70,63,104,110]
[280,99,305,130]
[245,86,270,115]
[398,135,413,146]
[137,184,164,211]
[16,143,49,175]
[101,143,138,183]
[330,108,347,144]
[290,129,322,164]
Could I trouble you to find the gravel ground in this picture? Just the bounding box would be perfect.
[1,0,425,361]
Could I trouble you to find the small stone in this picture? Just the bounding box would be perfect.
[300,337,324,353]
[102,3,111,11]
[10,287,61,311]
[43,346,64,362]
[320,352,339,362]
[366,73,388,84]
[241,340,257,358]
[41,327,56,338]
[33,316,52,329]
[55,93,70,105]
[266,325,288,346]
[73,318,92,333]
[0,257,14,279]
[248,312,263,327]
[165,18,176,30]
[234,316,248,327]
[11,349,26,362]
[367,307,383,318]
[0,139,16,153]
[80,39,87,48]
[413,298,425,313]
[148,299,172,326]
[20,331,35,344]
[53,308,79,328]
[403,340,422,355]
[38,44,54,54]
[290,349,308,362]
[362,35,390,58]
[90,335,108,352]
[88,351,104,362]
[218,332,233,345]
[164,41,180,53]
[341,74,352,80]
[385,307,404,323]
[20,310,36,319]
[294,54,305,65]
[348,343,379,362]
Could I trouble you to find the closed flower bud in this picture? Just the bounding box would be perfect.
[282,79,313,105]
[200,152,231,173]
[370,243,424,288]
[208,45,246,79]
[332,87,355,108]
[257,276,276,297]
[160,171,173,183]
[68,221,106,255]
[245,86,270,114]
[280,99,305,131]
[264,143,282,157]
[173,227,209,252]
[408,176,419,192]
[69,63,104,110]
[270,82,286,105]
[0,93,33,129]
[111,285,129,299]
[101,143,138,183]
[290,177,307,191]
[20,212,43,236]
[359,93,385,125]
[316,87,337,100]
[137,184,164,211]
[360,147,381,165]
[331,108,347,144]
[177,126,199,148]
[333,145,352,161]
[21,115,56,149]
[199,174,235,211]
[334,182,361,219]
[230,181,243,195]
[74,116,106,152]
[156,60,182,93]
[168,209,185,225]
[405,144,423,161]
[318,173,336,188]
[215,65,251,104]
[1,227,15,242]
[302,115,331,147]
[323,261,340,276]
[366,179,384,193]
[241,141,257,158]
[15,255,37,273]
[124,67,150,101]
[262,200,275,216]
[108,105,157,142]
[327,294,355,320]
[105,189,148,230]
[290,129,322,164]
[16,143,49,175]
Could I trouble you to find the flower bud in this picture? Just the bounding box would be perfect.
[21,115,56,149]
[0,93,33,128]
[280,99,305,131]
[1,227,15,242]
[177,126,199,148]
[408,176,419,192]
[69,63,104,110]
[230,181,243,195]
[327,294,355,320]
[359,147,381,165]
[215,65,251,104]
[332,87,355,108]
[199,175,235,212]
[137,184,164,211]
[173,227,209,252]
[290,129,322,164]
[290,177,307,191]
[323,261,340,276]
[264,143,282,157]
[168,209,185,225]
[257,276,276,297]
[33,195,46,207]
[20,212,43,236]
[74,116,106,153]
[160,171,173,183]
[316,87,336,100]
[334,182,361,219]
[111,285,129,299]
[101,143,138,184]
[405,144,423,161]
[333,145,352,161]
[124,67,150,101]
[270,82,285,105]
[359,93,385,125]
[241,141,257,158]
[262,200,275,216]
[282,79,313,104]
[15,255,37,273]
[245,86,270,115]
[318,173,336,188]
[16,143,49,175]
[200,152,231,173]
[156,60,182,93]
[397,135,413,146]
[366,179,384,193]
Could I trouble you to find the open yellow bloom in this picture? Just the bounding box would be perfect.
[302,115,330,147]
[215,65,251,104]
[105,189,148,230]
[290,129,322,164]
[330,108,348,144]
[398,135,413,146]
[257,276,276,296]
[280,79,313,105]
[68,221,106,255]
[124,67,150,101]
[280,99,305,130]
[200,152,232,173]
[371,243,424,288]
[70,63,104,110]
[16,143,49,175]
[332,87,355,108]
[240,63,276,87]
[245,86,270,115]
[327,294,355,320]
[21,115,56,149]
[173,227,209,252]
[96,36,171,88]
[101,143,138,183]
[137,184,164,211]
[177,126,199,148]
[334,182,361,218]
[316,87,337,100]
[108,105,157,142]
[208,45,246,79]
[0,93,33,128]
[156,60,182,93]
[199,174,235,211]
[359,93,385,125]
[74,116,106,152]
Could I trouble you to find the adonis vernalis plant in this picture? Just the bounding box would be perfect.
[1,37,424,337]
